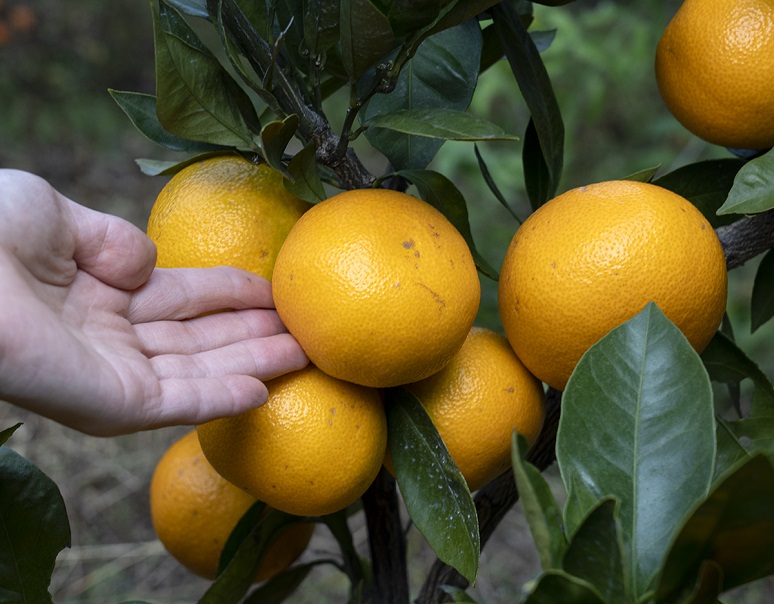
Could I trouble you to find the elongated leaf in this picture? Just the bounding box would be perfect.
[654,453,774,602]
[369,0,444,38]
[714,418,751,480]
[474,144,520,222]
[511,433,566,570]
[286,144,327,203]
[653,159,744,228]
[395,168,499,279]
[339,0,395,79]
[493,1,563,205]
[363,20,483,170]
[522,118,552,211]
[154,0,257,148]
[440,585,480,602]
[135,150,240,176]
[0,447,71,604]
[109,90,230,153]
[166,0,208,17]
[261,115,300,176]
[562,471,604,541]
[244,563,315,603]
[717,147,774,215]
[386,387,479,584]
[0,424,21,447]
[623,164,661,183]
[751,249,774,332]
[304,0,340,54]
[562,497,628,604]
[522,570,606,604]
[556,303,716,599]
[700,331,774,417]
[367,108,518,143]
[200,507,301,603]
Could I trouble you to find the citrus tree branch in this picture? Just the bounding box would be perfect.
[717,209,774,270]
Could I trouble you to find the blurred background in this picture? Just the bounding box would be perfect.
[1,0,773,601]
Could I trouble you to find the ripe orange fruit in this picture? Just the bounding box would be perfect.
[147,155,311,280]
[272,188,481,388]
[498,180,727,391]
[391,327,545,492]
[655,0,774,150]
[149,430,314,581]
[197,365,387,517]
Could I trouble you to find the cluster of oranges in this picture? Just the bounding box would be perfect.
[143,0,774,582]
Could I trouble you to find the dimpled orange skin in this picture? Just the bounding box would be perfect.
[655,0,774,150]
[149,431,314,581]
[147,155,311,280]
[272,189,481,388]
[400,327,546,492]
[197,365,387,517]
[498,180,728,392]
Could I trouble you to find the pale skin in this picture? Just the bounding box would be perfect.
[0,169,309,436]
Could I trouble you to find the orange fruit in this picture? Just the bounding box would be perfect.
[147,155,311,280]
[389,327,545,492]
[498,180,727,391]
[655,0,774,150]
[197,365,387,517]
[272,188,481,388]
[149,430,314,581]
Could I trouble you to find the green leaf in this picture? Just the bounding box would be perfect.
[318,509,367,592]
[714,418,751,480]
[0,447,71,604]
[440,585,480,602]
[493,0,564,206]
[109,90,230,153]
[386,387,480,584]
[556,303,716,599]
[395,168,499,279]
[562,471,604,541]
[623,164,661,183]
[654,454,774,602]
[261,115,300,176]
[511,433,566,570]
[243,563,315,603]
[363,20,483,170]
[653,159,745,228]
[717,147,774,215]
[751,249,774,333]
[474,144,521,222]
[522,570,607,604]
[304,0,340,54]
[200,506,301,603]
[339,0,395,79]
[700,331,774,418]
[522,118,552,211]
[369,0,445,38]
[166,0,208,17]
[286,144,327,203]
[216,500,268,576]
[135,150,241,176]
[562,497,628,604]
[0,424,22,447]
[154,0,258,148]
[367,108,519,143]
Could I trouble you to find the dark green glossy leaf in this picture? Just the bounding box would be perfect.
[395,168,499,279]
[154,0,257,148]
[363,20,483,170]
[654,453,774,602]
[386,387,479,584]
[562,471,604,541]
[440,585,480,602]
[718,147,774,215]
[653,159,745,228]
[166,0,208,17]
[493,0,563,206]
[109,90,230,153]
[367,108,519,143]
[0,424,21,447]
[562,497,628,603]
[623,164,661,183]
[286,144,327,203]
[474,144,520,222]
[511,433,566,570]
[522,118,552,211]
[522,570,606,604]
[557,303,716,599]
[217,501,268,576]
[714,418,751,480]
[369,0,444,38]
[0,447,71,604]
[243,563,315,603]
[261,115,300,176]
[200,507,301,603]
[751,250,774,333]
[135,150,242,176]
[727,417,774,458]
[700,331,774,418]
[428,0,502,38]
[304,0,340,54]
[339,0,395,79]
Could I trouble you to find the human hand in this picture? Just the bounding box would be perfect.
[0,170,309,436]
